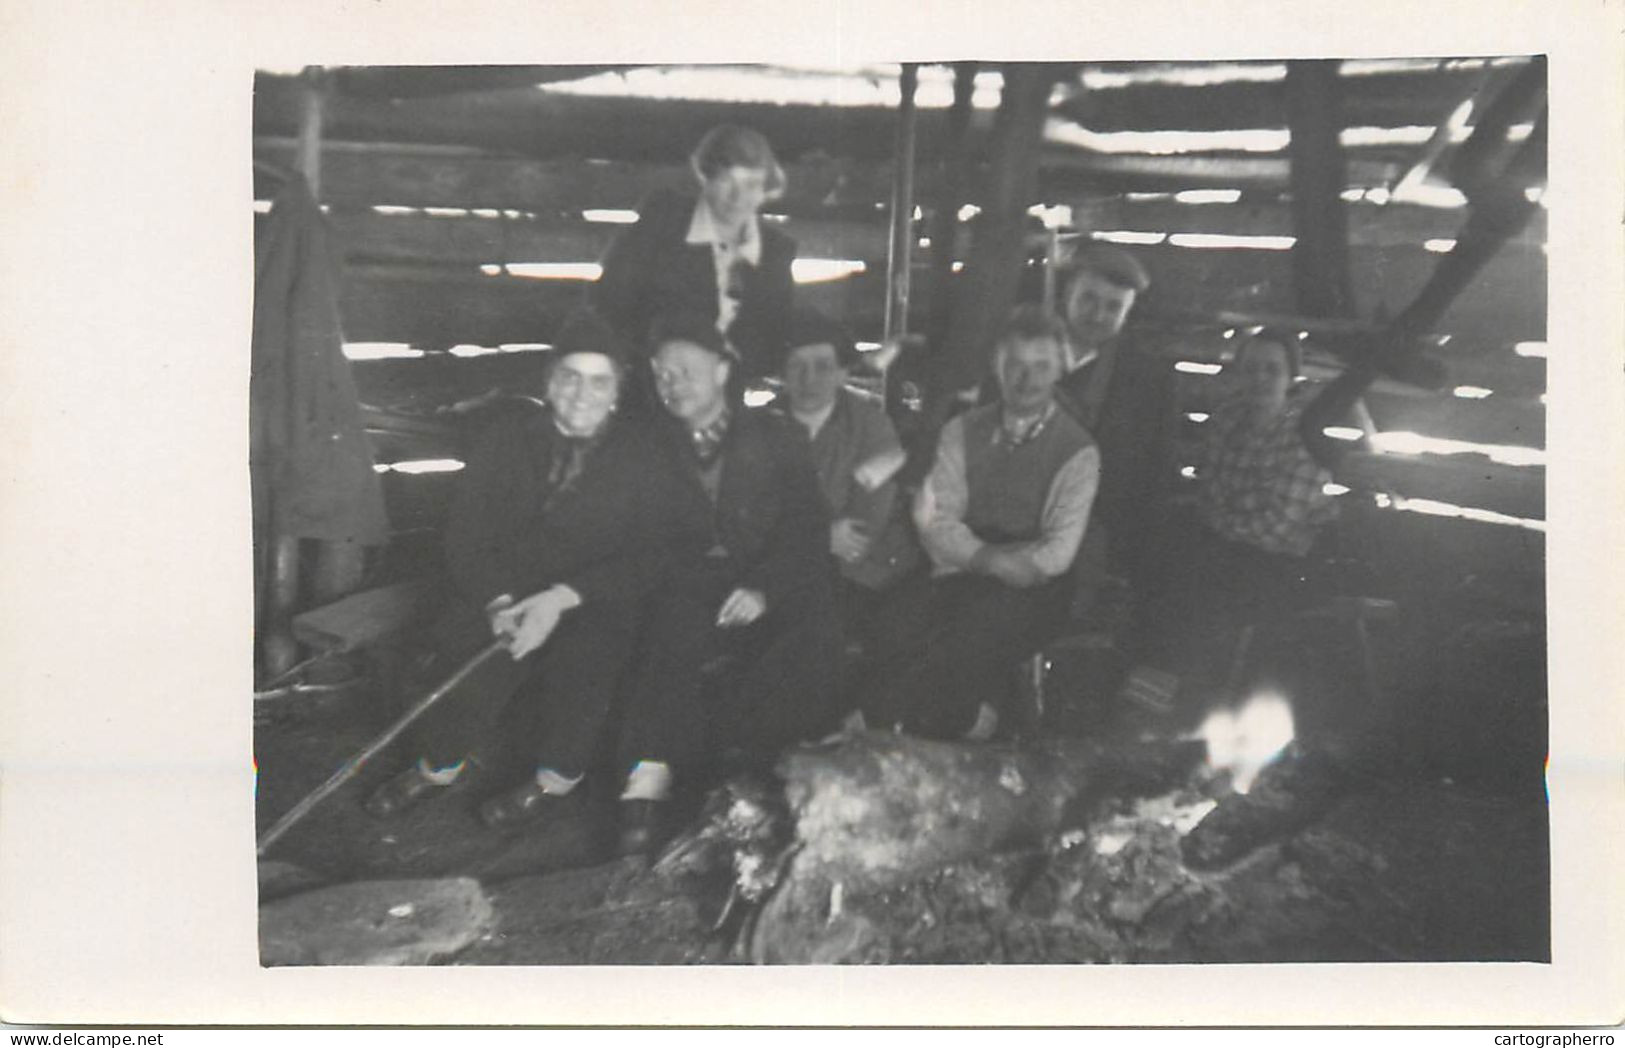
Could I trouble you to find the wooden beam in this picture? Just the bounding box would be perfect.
[1128,241,1544,343]
[1063,197,1545,250]
[924,63,981,356]
[254,139,900,219]
[332,235,1542,360]
[1286,60,1355,317]
[259,210,892,269]
[256,72,990,164]
[338,265,885,349]
[1038,151,1402,193]
[330,65,638,100]
[1335,451,1543,521]
[1056,60,1533,132]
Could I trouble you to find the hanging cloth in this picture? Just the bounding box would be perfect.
[250,172,389,552]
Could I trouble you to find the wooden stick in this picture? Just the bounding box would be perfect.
[256,639,507,856]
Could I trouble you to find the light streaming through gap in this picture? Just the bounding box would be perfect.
[374,459,466,475]
[1368,430,1546,467]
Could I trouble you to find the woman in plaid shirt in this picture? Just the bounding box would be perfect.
[1142,330,1379,715]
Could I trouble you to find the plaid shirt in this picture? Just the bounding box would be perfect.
[1197,388,1336,558]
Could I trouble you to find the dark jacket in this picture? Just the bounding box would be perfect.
[443,403,667,622]
[591,188,796,380]
[1055,331,1176,529]
[654,407,833,617]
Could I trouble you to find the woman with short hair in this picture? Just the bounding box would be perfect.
[591,124,797,389]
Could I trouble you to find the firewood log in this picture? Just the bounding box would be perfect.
[776,731,1204,892]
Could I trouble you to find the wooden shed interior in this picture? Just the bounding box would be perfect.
[252,57,1546,610]
[251,58,1551,965]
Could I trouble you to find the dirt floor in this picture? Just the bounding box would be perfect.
[254,614,1550,965]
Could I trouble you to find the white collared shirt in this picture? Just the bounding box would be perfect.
[686,200,763,336]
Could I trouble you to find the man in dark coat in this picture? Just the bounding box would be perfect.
[1051,243,1174,600]
[363,312,668,831]
[591,124,796,388]
[614,313,840,855]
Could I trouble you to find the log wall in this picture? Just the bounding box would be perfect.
[253,59,1548,578]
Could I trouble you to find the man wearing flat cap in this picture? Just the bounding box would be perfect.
[1053,242,1175,607]
[613,312,840,856]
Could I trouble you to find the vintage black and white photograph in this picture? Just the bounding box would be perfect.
[248,57,1552,968]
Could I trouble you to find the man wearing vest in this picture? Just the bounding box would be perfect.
[864,306,1101,740]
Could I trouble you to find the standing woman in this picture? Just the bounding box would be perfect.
[363,311,667,832]
[592,124,797,392]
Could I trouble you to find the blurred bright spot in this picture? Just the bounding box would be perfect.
[504,263,602,280]
[1081,62,1286,89]
[792,259,866,283]
[1452,385,1494,399]
[1514,341,1547,358]
[1221,328,1237,339]
[582,208,639,224]
[1184,412,1210,423]
[253,199,274,214]
[1028,203,1072,228]
[343,342,423,361]
[538,64,1006,110]
[1369,430,1545,467]
[470,208,501,219]
[743,388,777,408]
[375,459,466,475]
[1424,238,1457,253]
[1045,123,1288,155]
[1194,691,1295,795]
[1174,189,1242,204]
[448,344,502,358]
[1389,182,1465,209]
[1323,482,1350,496]
[1180,465,1199,480]
[957,204,981,222]
[1169,232,1295,250]
[1089,230,1167,246]
[498,343,552,353]
[1174,361,1223,375]
[371,204,419,216]
[478,264,505,276]
[1387,496,1545,532]
[423,206,470,218]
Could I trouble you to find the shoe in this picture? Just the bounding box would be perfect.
[616,799,672,858]
[478,780,579,831]
[364,765,452,819]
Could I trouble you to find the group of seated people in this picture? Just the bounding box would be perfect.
[361,123,1376,857]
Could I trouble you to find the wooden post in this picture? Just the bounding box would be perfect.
[925,64,1067,430]
[882,64,920,347]
[924,62,980,356]
[1286,60,1354,318]
[298,67,367,606]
